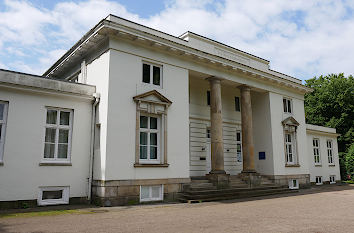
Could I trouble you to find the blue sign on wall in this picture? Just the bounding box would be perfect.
[259,152,266,160]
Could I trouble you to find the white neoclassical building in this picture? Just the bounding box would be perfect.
[0,15,340,207]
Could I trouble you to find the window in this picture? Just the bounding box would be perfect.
[327,140,334,165]
[140,115,160,163]
[315,176,323,185]
[140,185,163,202]
[235,97,240,111]
[283,98,292,113]
[236,131,242,162]
[313,138,321,165]
[329,175,336,184]
[142,63,162,86]
[206,128,211,139]
[43,108,73,162]
[0,101,8,163]
[38,186,69,206]
[285,133,295,164]
[133,90,171,166]
[207,91,210,106]
[288,179,299,189]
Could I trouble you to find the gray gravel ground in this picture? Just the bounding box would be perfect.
[1,185,354,233]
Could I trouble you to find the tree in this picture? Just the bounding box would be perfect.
[304,74,354,179]
[345,143,354,180]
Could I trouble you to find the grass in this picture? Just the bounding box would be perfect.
[0,209,94,219]
[344,180,354,184]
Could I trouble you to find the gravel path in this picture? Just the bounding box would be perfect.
[1,185,354,233]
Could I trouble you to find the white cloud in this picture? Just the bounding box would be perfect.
[1,0,354,79]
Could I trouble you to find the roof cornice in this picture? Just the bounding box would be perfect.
[44,16,312,94]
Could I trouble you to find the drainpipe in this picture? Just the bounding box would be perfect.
[88,92,100,201]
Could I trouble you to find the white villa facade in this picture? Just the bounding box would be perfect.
[0,15,340,207]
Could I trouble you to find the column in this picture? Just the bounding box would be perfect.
[240,85,256,173]
[208,77,225,174]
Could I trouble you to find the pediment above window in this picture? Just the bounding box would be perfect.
[282,116,299,132]
[133,90,172,114]
[133,90,172,105]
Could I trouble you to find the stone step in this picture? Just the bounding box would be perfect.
[179,188,297,203]
[183,185,285,196]
[191,180,210,183]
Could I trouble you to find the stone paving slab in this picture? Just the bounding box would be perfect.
[1,185,354,233]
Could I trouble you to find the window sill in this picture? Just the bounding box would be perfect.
[134,163,169,168]
[315,164,322,167]
[39,162,72,166]
[285,164,300,167]
[328,164,335,167]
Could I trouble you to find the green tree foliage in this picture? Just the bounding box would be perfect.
[345,143,354,180]
[304,74,354,152]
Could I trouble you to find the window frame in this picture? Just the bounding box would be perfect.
[140,185,164,202]
[139,114,161,164]
[235,96,240,112]
[38,186,69,206]
[142,62,163,87]
[313,138,321,165]
[285,132,296,165]
[315,176,323,185]
[207,90,210,106]
[236,130,242,162]
[329,175,336,184]
[327,139,334,165]
[0,101,9,163]
[42,108,73,163]
[288,179,299,189]
[283,97,292,114]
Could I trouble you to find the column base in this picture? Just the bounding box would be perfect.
[239,172,261,188]
[207,172,230,189]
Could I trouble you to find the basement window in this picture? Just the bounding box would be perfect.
[330,175,336,184]
[288,179,299,189]
[38,186,69,206]
[140,185,163,202]
[315,176,323,185]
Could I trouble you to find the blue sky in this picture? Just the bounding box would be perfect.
[1,0,354,81]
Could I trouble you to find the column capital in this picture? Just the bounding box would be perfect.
[206,76,223,83]
[239,84,252,91]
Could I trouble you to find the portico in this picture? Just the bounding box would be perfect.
[204,76,257,186]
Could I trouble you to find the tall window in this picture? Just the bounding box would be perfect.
[140,115,160,163]
[283,98,292,113]
[44,108,73,162]
[313,138,321,165]
[142,63,162,86]
[207,91,210,106]
[236,131,242,162]
[0,101,8,163]
[327,140,334,165]
[235,97,240,112]
[285,133,295,164]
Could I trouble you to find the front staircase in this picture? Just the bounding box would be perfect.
[179,175,298,203]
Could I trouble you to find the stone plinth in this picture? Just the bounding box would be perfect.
[207,173,230,189]
[239,172,262,188]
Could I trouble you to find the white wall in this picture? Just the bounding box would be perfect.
[102,40,190,180]
[86,50,110,181]
[307,132,341,182]
[252,92,274,175]
[269,92,310,176]
[0,87,92,201]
